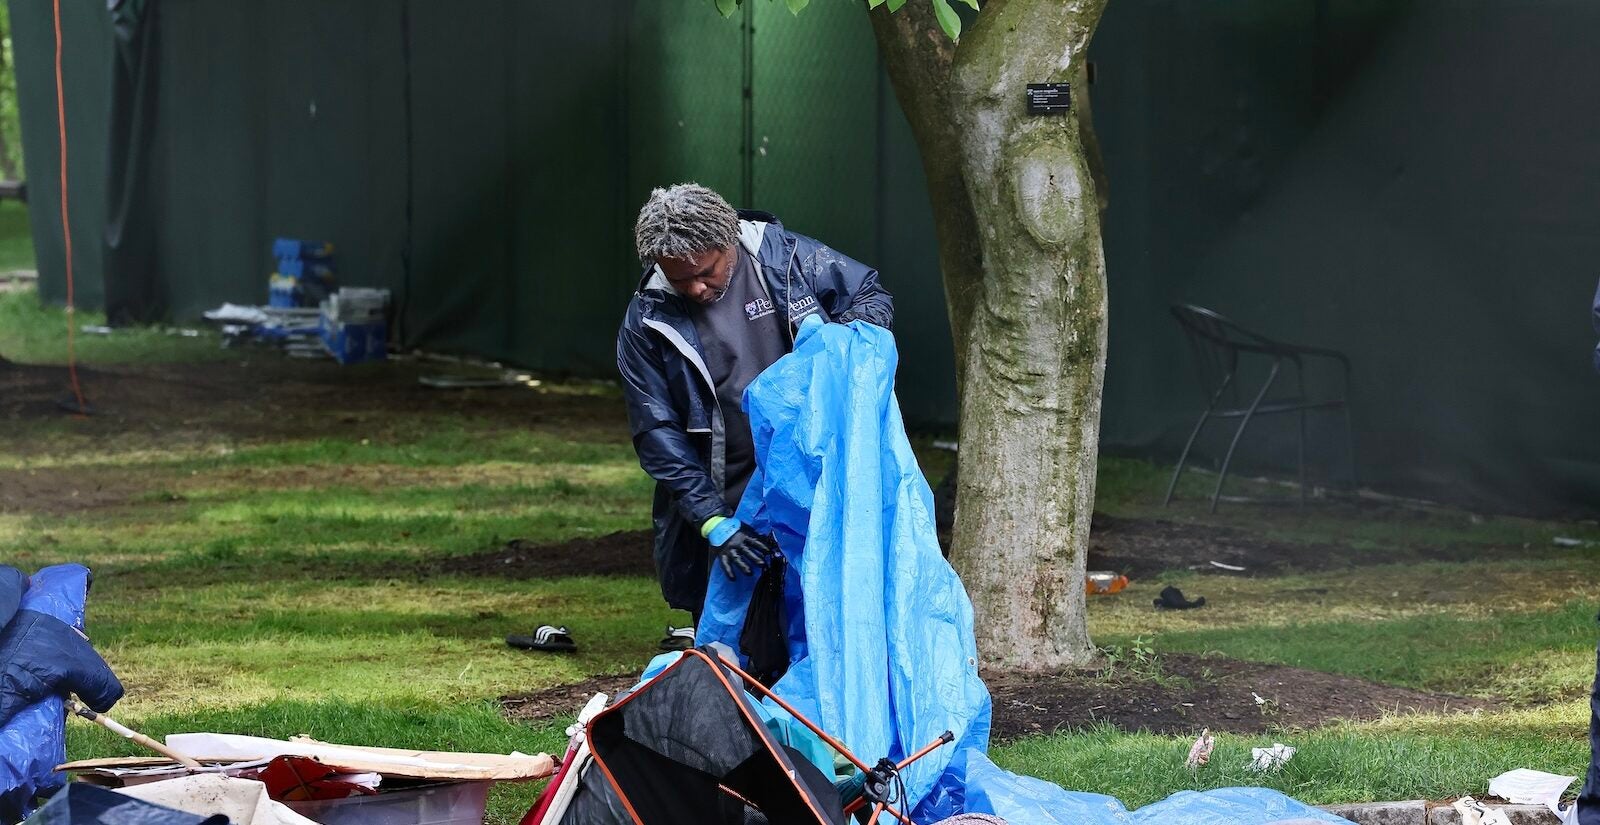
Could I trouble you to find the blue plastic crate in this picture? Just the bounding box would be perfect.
[320,318,387,365]
[273,238,333,261]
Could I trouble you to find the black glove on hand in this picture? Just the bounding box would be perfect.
[703,517,775,580]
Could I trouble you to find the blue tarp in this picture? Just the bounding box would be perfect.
[698,315,991,808]
[698,316,1349,825]
[1,565,94,823]
[918,749,1346,824]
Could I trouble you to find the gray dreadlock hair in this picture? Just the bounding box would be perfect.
[634,183,740,263]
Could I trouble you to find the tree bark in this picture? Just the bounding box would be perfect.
[873,0,1109,670]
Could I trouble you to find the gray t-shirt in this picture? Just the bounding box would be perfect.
[689,247,791,509]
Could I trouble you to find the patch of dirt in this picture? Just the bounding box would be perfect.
[985,653,1494,741]
[0,355,626,516]
[501,674,638,723]
[423,530,656,580]
[498,653,1495,738]
[1086,512,1510,578]
[428,509,1511,589]
[0,356,623,447]
[0,466,148,513]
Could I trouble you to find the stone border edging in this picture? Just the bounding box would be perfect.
[1320,800,1560,824]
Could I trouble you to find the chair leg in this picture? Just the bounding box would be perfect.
[1342,404,1358,489]
[1296,370,1308,507]
[1298,409,1308,507]
[1211,362,1280,513]
[1164,411,1212,507]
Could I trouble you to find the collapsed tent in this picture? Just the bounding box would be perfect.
[0,565,122,823]
[700,316,1347,824]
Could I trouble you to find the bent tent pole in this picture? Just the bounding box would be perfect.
[67,699,204,769]
[718,656,953,824]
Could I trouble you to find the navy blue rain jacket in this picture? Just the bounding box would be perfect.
[617,211,894,612]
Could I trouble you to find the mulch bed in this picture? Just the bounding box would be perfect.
[424,530,656,579]
[0,356,622,443]
[983,653,1492,740]
[429,508,1509,585]
[1086,511,1516,578]
[499,653,1493,741]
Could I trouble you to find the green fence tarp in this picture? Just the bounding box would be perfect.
[11,0,1600,512]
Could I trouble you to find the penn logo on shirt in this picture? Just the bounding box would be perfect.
[745,297,776,321]
[788,295,819,317]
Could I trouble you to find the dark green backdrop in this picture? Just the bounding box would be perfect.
[12,0,1600,512]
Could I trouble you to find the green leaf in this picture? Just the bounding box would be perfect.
[867,0,887,8]
[887,0,907,10]
[931,0,961,39]
[786,0,810,12]
[714,0,738,17]
[954,0,978,9]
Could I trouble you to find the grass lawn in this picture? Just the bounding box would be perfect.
[0,199,35,272]
[2,286,1595,822]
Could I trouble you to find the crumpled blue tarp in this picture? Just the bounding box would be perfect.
[916,749,1347,824]
[1,565,95,823]
[698,315,991,810]
[698,316,1349,825]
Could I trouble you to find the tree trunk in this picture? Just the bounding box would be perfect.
[873,0,1110,671]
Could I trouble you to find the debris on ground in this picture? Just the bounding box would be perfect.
[1487,769,1579,822]
[1086,571,1130,594]
[1452,796,1514,825]
[1154,585,1206,610]
[1248,743,1296,772]
[1185,729,1215,769]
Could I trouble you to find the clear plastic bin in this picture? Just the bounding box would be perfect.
[283,780,491,825]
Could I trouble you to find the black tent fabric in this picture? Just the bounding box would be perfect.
[23,783,230,825]
[584,649,844,825]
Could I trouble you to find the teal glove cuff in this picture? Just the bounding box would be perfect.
[705,517,742,547]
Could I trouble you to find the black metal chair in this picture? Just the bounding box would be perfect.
[1165,304,1357,512]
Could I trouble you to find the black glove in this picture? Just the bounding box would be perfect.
[703,517,775,580]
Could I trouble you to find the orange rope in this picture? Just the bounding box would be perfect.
[53,0,86,414]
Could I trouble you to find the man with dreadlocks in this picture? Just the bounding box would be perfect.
[618,183,894,650]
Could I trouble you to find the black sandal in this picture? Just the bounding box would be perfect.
[657,625,696,652]
[507,625,577,652]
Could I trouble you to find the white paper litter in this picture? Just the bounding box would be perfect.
[330,772,381,789]
[1210,560,1247,571]
[1248,743,1295,772]
[1452,796,1512,825]
[165,733,480,773]
[203,303,269,324]
[1487,769,1577,820]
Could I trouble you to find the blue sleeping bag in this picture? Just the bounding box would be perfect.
[0,565,122,823]
[699,316,1348,825]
